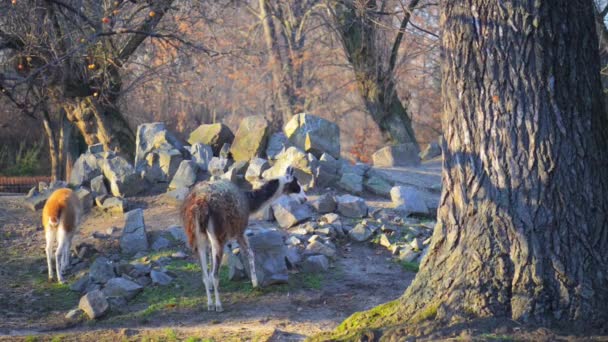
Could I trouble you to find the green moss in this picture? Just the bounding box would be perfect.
[400,261,419,273]
[24,336,38,342]
[410,303,438,324]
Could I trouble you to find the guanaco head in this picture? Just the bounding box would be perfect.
[281,166,307,203]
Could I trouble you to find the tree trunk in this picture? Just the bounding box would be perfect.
[389,0,608,327]
[333,0,418,147]
[64,98,135,157]
[41,114,60,182]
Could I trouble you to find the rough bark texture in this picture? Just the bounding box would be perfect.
[333,0,418,147]
[395,0,608,326]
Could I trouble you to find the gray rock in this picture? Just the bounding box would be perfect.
[120,209,149,254]
[271,196,314,228]
[341,163,367,177]
[102,277,143,300]
[336,194,368,218]
[266,132,289,160]
[156,149,184,182]
[285,245,302,268]
[245,158,270,183]
[136,276,152,287]
[151,236,171,251]
[69,153,101,187]
[301,255,329,273]
[188,123,234,156]
[106,296,128,312]
[410,237,423,251]
[348,223,373,242]
[24,192,50,211]
[240,230,289,287]
[208,157,229,177]
[75,187,94,213]
[390,186,429,215]
[89,257,116,284]
[227,250,247,281]
[70,276,90,293]
[26,186,38,199]
[230,115,270,161]
[79,289,109,319]
[98,155,143,197]
[100,196,125,213]
[65,308,84,320]
[310,193,336,214]
[134,123,184,176]
[399,246,419,263]
[150,270,173,286]
[320,212,341,225]
[286,236,302,246]
[420,141,442,161]
[168,160,198,190]
[262,146,316,189]
[337,172,364,195]
[90,175,108,197]
[379,233,392,248]
[305,240,336,258]
[372,143,421,167]
[163,187,190,205]
[284,113,340,159]
[364,171,393,198]
[190,143,214,171]
[168,225,188,244]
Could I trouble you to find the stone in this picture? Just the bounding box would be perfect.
[120,209,149,254]
[420,140,442,161]
[336,194,368,218]
[70,276,90,293]
[90,175,108,197]
[230,115,270,161]
[266,132,289,160]
[163,187,190,205]
[410,237,423,251]
[168,160,198,190]
[310,193,336,214]
[372,143,421,167]
[75,187,94,213]
[98,155,143,197]
[69,153,101,187]
[150,270,173,286]
[390,186,429,216]
[337,172,364,195]
[348,223,373,242]
[320,212,341,225]
[284,113,340,159]
[24,192,50,211]
[65,308,84,320]
[89,257,116,284]
[168,225,188,244]
[26,186,38,198]
[245,158,270,183]
[341,163,367,177]
[100,196,125,213]
[130,263,152,277]
[188,123,234,156]
[190,143,214,171]
[208,157,229,177]
[262,146,316,189]
[78,290,109,319]
[286,236,302,246]
[305,240,336,258]
[102,277,143,300]
[136,276,152,287]
[399,246,419,263]
[239,230,289,287]
[285,246,302,268]
[220,143,232,159]
[151,236,171,251]
[228,249,247,281]
[157,149,184,181]
[301,255,329,273]
[364,171,393,198]
[379,233,392,248]
[134,123,184,176]
[271,196,314,228]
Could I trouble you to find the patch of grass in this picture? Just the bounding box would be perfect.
[400,261,419,273]
[50,335,65,342]
[296,273,323,290]
[24,336,38,342]
[163,328,178,342]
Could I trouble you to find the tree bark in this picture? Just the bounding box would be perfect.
[393,0,608,326]
[332,0,419,147]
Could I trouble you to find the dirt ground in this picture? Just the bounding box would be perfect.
[0,193,414,341]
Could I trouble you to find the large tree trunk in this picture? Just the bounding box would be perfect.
[388,0,608,327]
[333,0,418,147]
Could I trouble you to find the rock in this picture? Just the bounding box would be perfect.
[65,308,84,320]
[134,123,184,176]
[364,171,393,198]
[102,277,143,300]
[245,158,270,183]
[228,249,247,281]
[75,187,94,213]
[410,237,423,251]
[163,187,190,205]
[168,225,188,244]
[240,230,289,287]
[315,227,333,236]
[98,155,143,197]
[130,263,152,277]
[372,143,420,167]
[100,196,125,213]
[106,296,128,312]
[284,113,340,159]
[24,192,50,211]
[208,157,229,177]
[168,160,198,190]
[136,276,152,287]
[171,251,187,259]
[285,246,302,268]
[301,255,329,273]
[188,123,234,156]
[286,236,302,246]
[420,140,442,161]
[120,209,149,254]
[150,270,173,286]
[151,236,171,251]
[154,149,184,182]
[70,153,101,187]
[26,186,38,198]
[262,146,316,189]
[230,115,270,161]
[379,233,392,248]
[305,240,336,258]
[320,212,341,225]
[399,246,419,263]
[390,186,429,215]
[337,172,364,195]
[190,143,214,171]
[70,276,90,293]
[336,194,368,218]
[266,132,289,160]
[310,193,336,214]
[90,175,108,197]
[348,223,373,242]
[341,163,367,177]
[89,257,116,284]
[271,196,314,228]
[78,290,109,319]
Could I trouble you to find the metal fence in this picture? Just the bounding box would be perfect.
[0,176,52,193]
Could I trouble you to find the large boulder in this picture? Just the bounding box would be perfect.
[245,158,270,185]
[363,170,393,198]
[372,143,421,167]
[315,153,341,188]
[168,160,198,190]
[336,194,368,218]
[120,209,149,254]
[271,196,314,228]
[98,155,143,197]
[337,172,364,195]
[134,123,184,179]
[69,153,101,187]
[79,290,109,319]
[301,255,329,273]
[390,186,429,216]
[284,113,340,159]
[190,143,213,171]
[262,146,317,189]
[310,193,336,214]
[90,175,108,197]
[188,123,234,156]
[75,187,94,213]
[102,277,143,300]
[230,115,270,161]
[240,230,289,287]
[266,132,289,160]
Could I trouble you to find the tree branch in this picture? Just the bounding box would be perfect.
[388,0,421,76]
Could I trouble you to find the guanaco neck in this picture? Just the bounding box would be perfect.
[245,179,282,214]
